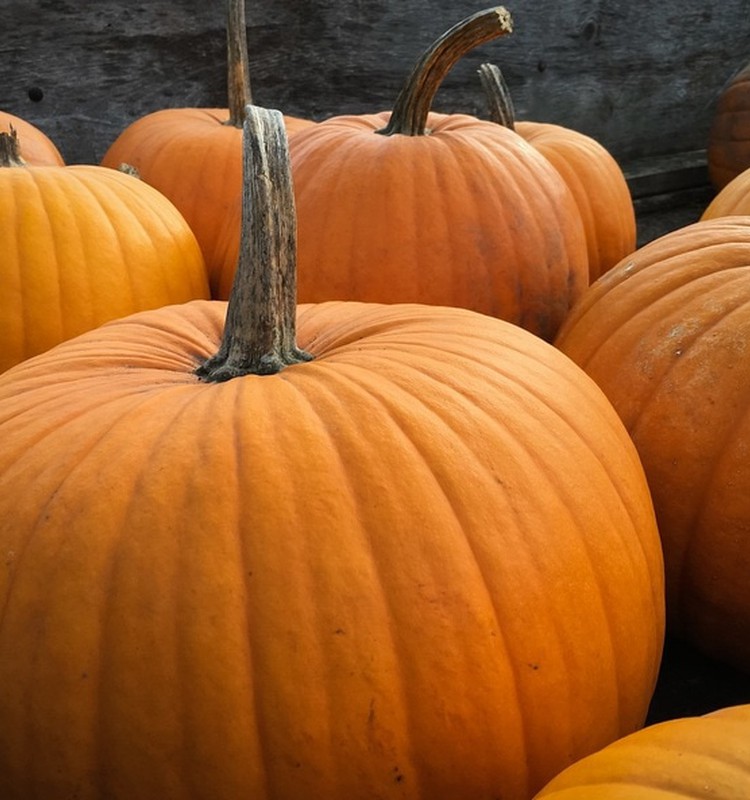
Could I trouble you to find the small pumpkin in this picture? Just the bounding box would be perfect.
[707,62,750,190]
[100,0,312,294]
[0,104,664,800]
[555,216,750,671]
[478,63,636,283]
[0,110,64,165]
[0,128,209,373]
[217,7,588,340]
[534,704,750,799]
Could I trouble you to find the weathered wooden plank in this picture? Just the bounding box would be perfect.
[624,149,709,199]
[1,1,749,167]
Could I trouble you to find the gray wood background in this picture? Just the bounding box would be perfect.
[1,1,749,242]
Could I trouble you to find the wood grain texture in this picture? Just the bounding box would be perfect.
[1,1,749,168]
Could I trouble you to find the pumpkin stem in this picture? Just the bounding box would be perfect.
[0,127,27,167]
[377,7,513,137]
[225,0,253,127]
[195,105,312,381]
[478,62,516,130]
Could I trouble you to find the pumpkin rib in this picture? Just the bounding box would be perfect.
[308,344,651,763]
[293,358,537,793]
[88,385,236,797]
[267,373,431,796]
[64,169,166,309]
[80,165,208,299]
[670,318,750,624]
[46,171,113,337]
[15,170,71,347]
[240,372,443,796]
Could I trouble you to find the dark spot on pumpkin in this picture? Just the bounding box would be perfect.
[528,662,540,670]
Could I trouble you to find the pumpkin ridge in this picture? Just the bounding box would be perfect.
[19,169,71,344]
[252,371,426,796]
[299,347,646,748]
[283,359,532,796]
[670,343,750,627]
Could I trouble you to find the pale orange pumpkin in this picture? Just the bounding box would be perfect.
[0,109,64,165]
[534,704,750,799]
[0,104,664,800]
[216,8,588,341]
[0,128,209,373]
[101,0,312,293]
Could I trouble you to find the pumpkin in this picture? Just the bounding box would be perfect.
[707,62,750,190]
[0,104,664,800]
[100,0,313,294]
[0,127,209,373]
[555,216,750,671]
[216,7,588,340]
[534,704,750,799]
[478,63,636,283]
[0,110,64,165]
[701,164,750,219]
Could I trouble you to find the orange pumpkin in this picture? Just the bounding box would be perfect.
[707,62,750,190]
[100,0,312,293]
[0,109,64,165]
[534,704,750,799]
[701,164,750,219]
[0,128,209,373]
[0,104,664,800]
[478,63,636,282]
[217,8,588,340]
[555,216,750,670]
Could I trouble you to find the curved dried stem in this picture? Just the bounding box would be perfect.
[378,7,513,136]
[478,62,517,129]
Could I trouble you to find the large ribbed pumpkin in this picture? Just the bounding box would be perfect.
[0,105,664,800]
[0,129,209,374]
[478,63,636,283]
[555,216,750,671]
[100,0,312,293]
[534,704,750,799]
[217,8,588,340]
[707,62,750,190]
[0,109,64,165]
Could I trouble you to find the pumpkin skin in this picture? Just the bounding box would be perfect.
[554,216,750,670]
[0,110,64,165]
[215,110,589,340]
[0,142,210,373]
[513,121,636,282]
[707,62,750,190]
[534,704,750,799]
[0,299,664,800]
[701,164,750,219]
[101,108,313,292]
